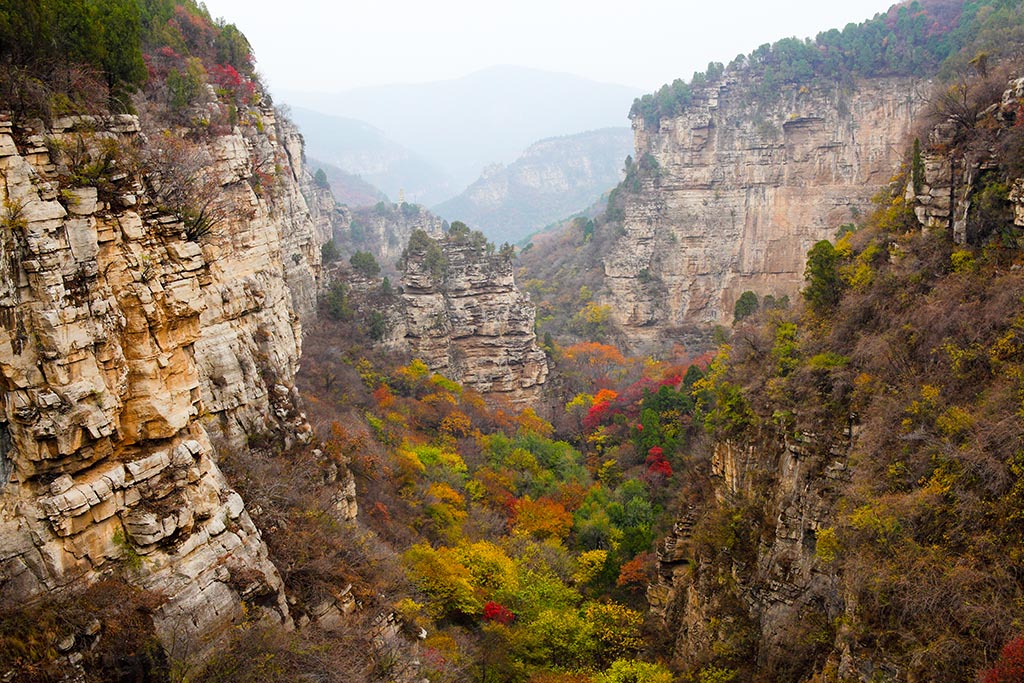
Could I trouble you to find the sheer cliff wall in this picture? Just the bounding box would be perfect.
[604,76,924,352]
[400,236,548,408]
[0,107,351,658]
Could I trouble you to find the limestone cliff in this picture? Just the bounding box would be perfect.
[648,73,1024,683]
[0,105,350,665]
[649,432,854,678]
[911,75,1024,244]
[400,231,548,408]
[603,75,924,352]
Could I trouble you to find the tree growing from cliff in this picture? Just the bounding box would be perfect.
[314,167,329,188]
[141,131,228,241]
[802,240,843,315]
[401,229,446,280]
[733,291,759,323]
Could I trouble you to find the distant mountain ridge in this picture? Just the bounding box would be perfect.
[288,106,452,204]
[433,127,634,243]
[281,66,642,202]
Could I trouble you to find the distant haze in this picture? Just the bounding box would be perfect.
[286,66,640,202]
[201,0,897,94]
[203,0,901,214]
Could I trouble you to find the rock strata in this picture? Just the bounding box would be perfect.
[604,75,923,352]
[400,233,547,408]
[0,107,350,660]
[650,431,853,676]
[911,76,1024,243]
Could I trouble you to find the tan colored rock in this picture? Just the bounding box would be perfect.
[0,106,345,662]
[604,75,925,352]
[401,236,548,408]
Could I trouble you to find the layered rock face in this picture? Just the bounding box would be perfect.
[0,107,347,657]
[401,235,548,408]
[604,75,924,352]
[912,75,1024,243]
[649,433,854,676]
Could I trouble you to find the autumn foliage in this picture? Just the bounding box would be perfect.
[296,315,688,680]
[982,637,1024,683]
[483,601,515,625]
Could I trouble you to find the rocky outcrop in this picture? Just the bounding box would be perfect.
[911,75,1024,244]
[604,75,924,352]
[337,202,444,275]
[400,233,547,408]
[0,107,350,661]
[650,431,854,677]
[434,127,633,243]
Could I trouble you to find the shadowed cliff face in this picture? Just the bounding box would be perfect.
[603,75,925,353]
[0,108,351,658]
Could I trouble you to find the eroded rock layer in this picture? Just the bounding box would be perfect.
[401,237,548,408]
[0,108,348,656]
[605,76,923,352]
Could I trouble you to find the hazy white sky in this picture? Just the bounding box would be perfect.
[200,0,898,93]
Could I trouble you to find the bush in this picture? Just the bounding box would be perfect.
[593,659,673,683]
[350,250,381,278]
[733,291,759,322]
[981,636,1024,683]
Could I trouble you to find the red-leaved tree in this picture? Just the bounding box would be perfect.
[645,446,672,479]
[482,601,514,625]
[982,636,1024,683]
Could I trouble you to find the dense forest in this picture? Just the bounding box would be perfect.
[0,0,255,121]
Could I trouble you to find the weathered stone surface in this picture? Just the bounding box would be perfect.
[400,237,548,408]
[913,77,1024,244]
[603,75,924,352]
[651,433,850,674]
[0,108,345,659]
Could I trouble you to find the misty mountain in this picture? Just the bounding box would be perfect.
[433,127,634,243]
[287,107,454,204]
[306,157,387,207]
[280,66,642,196]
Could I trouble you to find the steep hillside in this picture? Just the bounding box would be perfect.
[327,201,446,275]
[646,67,1024,683]
[434,127,633,243]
